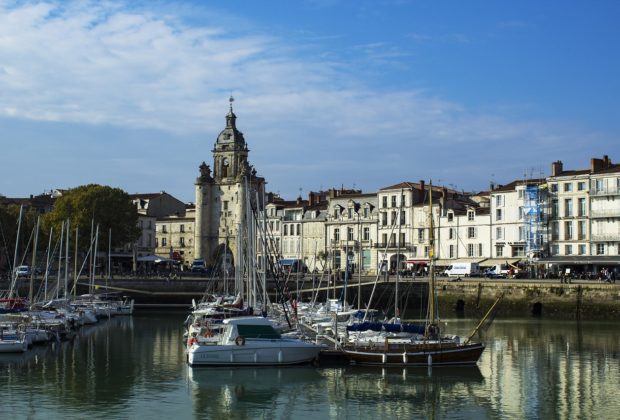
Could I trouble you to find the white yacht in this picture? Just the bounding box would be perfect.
[187,317,323,367]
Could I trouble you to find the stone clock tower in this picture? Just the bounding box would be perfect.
[194,97,265,269]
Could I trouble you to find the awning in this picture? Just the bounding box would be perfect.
[405,259,429,265]
[434,258,487,266]
[480,258,521,267]
[538,256,620,265]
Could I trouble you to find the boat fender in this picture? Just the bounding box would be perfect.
[402,352,408,364]
[187,336,197,348]
[382,353,387,364]
[235,336,246,346]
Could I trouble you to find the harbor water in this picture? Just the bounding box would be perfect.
[1,311,619,419]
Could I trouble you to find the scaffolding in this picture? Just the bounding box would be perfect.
[523,184,544,260]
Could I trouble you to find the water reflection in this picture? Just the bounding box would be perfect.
[1,315,619,419]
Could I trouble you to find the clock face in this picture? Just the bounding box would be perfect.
[223,157,229,166]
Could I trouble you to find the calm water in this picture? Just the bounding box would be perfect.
[1,311,619,420]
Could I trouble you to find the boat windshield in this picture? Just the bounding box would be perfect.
[237,324,281,339]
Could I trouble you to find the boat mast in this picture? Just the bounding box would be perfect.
[395,188,403,319]
[9,205,23,299]
[426,180,439,337]
[28,216,41,305]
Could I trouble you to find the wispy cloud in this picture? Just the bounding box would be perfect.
[0,1,610,199]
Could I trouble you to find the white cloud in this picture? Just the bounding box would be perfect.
[0,1,613,199]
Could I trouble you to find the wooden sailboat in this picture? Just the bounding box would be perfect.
[343,181,487,367]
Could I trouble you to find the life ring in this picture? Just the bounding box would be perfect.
[235,336,246,346]
[187,336,197,347]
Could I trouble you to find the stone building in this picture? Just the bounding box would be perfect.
[193,99,266,270]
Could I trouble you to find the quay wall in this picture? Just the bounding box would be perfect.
[3,276,620,320]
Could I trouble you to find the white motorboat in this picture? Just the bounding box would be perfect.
[187,317,323,367]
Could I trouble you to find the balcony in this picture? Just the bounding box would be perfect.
[590,187,620,197]
[591,233,620,241]
[590,209,620,218]
[374,242,413,250]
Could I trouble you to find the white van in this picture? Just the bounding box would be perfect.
[443,262,481,277]
[483,264,509,278]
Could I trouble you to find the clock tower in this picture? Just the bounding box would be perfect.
[194,97,265,270]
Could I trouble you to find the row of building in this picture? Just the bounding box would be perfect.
[4,102,619,277]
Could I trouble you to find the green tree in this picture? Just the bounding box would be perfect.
[0,204,44,272]
[44,184,140,252]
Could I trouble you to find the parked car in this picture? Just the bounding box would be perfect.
[191,259,208,274]
[14,265,31,278]
[443,262,481,277]
[483,266,507,279]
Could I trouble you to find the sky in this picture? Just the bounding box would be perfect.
[1,0,619,202]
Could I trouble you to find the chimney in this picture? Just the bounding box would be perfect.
[551,160,563,176]
[603,155,611,167]
[419,180,425,198]
[591,158,604,172]
[308,192,315,205]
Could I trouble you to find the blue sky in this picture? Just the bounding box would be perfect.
[1,0,618,202]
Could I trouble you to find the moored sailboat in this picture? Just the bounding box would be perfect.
[343,181,490,367]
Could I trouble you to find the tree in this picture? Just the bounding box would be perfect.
[0,204,43,273]
[44,184,140,252]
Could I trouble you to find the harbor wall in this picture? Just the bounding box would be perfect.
[4,277,620,320]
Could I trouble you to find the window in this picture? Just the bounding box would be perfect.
[578,221,586,240]
[496,245,503,257]
[595,179,604,193]
[180,237,185,247]
[223,201,228,211]
[578,244,586,255]
[363,227,370,241]
[162,237,167,247]
[496,209,503,221]
[468,244,474,257]
[297,224,301,235]
[418,229,424,242]
[382,196,388,208]
[400,211,406,225]
[382,233,388,246]
[495,195,503,206]
[347,227,354,241]
[449,228,455,240]
[564,221,573,240]
[467,227,476,239]
[401,194,406,207]
[518,189,524,199]
[552,222,559,240]
[363,207,369,218]
[518,226,524,241]
[565,245,572,255]
[391,211,397,225]
[551,244,559,255]
[381,213,388,226]
[578,198,586,216]
[447,212,454,222]
[334,228,340,241]
[390,233,396,246]
[596,244,605,255]
[284,225,288,236]
[348,208,352,219]
[578,182,586,191]
[424,246,429,257]
[155,238,159,248]
[468,211,474,221]
[162,225,167,233]
[564,199,573,217]
[449,245,455,258]
[496,227,503,240]
[180,224,185,233]
[334,208,339,218]
[512,246,525,257]
[518,207,524,220]
[550,183,558,192]
[391,195,397,208]
[478,244,483,257]
[552,199,559,217]
[412,246,417,256]
[399,232,405,245]
[564,183,573,192]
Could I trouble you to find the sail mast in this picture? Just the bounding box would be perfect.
[426,180,438,334]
